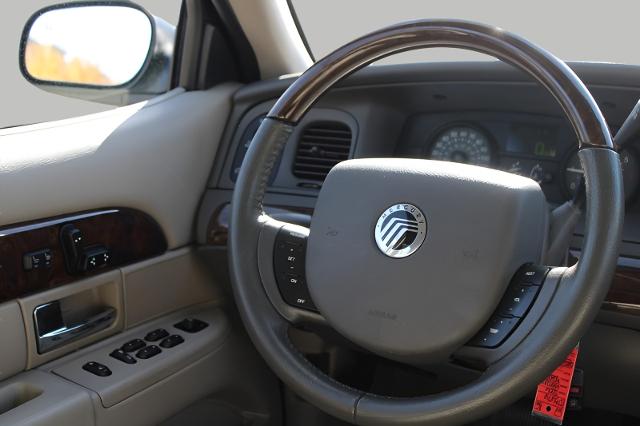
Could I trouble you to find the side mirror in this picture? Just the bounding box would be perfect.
[19,2,175,106]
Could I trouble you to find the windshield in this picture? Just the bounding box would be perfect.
[291,0,640,65]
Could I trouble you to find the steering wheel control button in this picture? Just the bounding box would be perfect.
[121,338,146,352]
[274,227,318,312]
[469,316,518,348]
[110,349,137,364]
[160,334,185,348]
[144,328,169,342]
[281,285,317,312]
[274,236,305,275]
[275,232,299,271]
[468,263,549,348]
[374,203,427,258]
[174,318,208,333]
[82,361,112,377]
[285,274,302,285]
[136,345,161,359]
[498,284,541,318]
[517,264,550,286]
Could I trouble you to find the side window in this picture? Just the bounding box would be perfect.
[1,0,181,129]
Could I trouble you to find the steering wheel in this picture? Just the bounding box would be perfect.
[229,20,623,425]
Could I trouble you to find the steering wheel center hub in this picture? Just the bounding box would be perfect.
[306,158,548,362]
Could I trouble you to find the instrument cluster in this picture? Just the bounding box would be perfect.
[425,122,639,202]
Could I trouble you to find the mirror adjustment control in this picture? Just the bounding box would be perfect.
[121,338,146,352]
[160,334,184,348]
[469,315,519,348]
[145,328,169,342]
[82,361,112,377]
[110,349,137,364]
[136,345,161,359]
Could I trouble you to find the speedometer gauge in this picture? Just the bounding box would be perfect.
[428,125,493,167]
[564,148,639,199]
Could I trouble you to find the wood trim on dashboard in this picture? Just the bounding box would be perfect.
[0,208,167,304]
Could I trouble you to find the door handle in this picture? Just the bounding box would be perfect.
[34,302,116,353]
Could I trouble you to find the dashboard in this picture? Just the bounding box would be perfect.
[399,112,639,204]
[203,61,640,252]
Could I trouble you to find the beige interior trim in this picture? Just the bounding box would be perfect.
[229,0,312,78]
[0,370,94,426]
[18,270,124,369]
[122,248,222,328]
[13,247,222,372]
[0,302,27,381]
[0,84,239,249]
[50,306,228,407]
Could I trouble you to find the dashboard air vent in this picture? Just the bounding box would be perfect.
[293,121,353,181]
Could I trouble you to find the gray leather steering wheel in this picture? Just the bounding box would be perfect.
[229,20,623,425]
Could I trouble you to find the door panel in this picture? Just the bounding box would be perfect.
[0,371,94,426]
[0,302,27,381]
[0,84,239,248]
[0,81,282,425]
[19,270,124,369]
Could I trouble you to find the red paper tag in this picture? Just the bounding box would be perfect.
[532,346,579,425]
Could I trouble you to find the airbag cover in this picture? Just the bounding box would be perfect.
[306,158,547,362]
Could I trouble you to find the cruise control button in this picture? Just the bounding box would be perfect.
[121,338,146,352]
[280,285,317,312]
[274,228,306,275]
[284,274,302,286]
[275,251,304,274]
[469,316,519,348]
[82,361,112,376]
[276,240,303,253]
[136,345,161,359]
[498,284,540,318]
[280,229,306,246]
[160,334,184,348]
[110,349,137,364]
[144,328,169,342]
